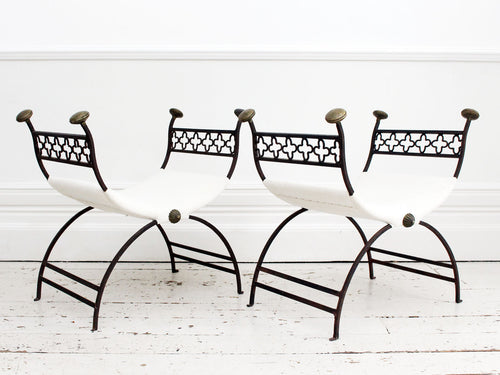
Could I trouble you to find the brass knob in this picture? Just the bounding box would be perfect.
[169,108,184,118]
[16,109,33,123]
[402,213,415,228]
[238,109,255,122]
[373,110,388,120]
[461,108,479,121]
[69,111,90,124]
[234,108,244,117]
[168,209,181,224]
[325,108,347,124]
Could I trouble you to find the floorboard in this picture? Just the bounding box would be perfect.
[0,262,498,374]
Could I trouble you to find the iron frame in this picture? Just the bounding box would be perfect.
[19,108,245,330]
[246,109,475,340]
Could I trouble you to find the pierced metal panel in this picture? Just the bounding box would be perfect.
[373,130,463,158]
[254,132,341,167]
[35,131,92,167]
[170,129,236,157]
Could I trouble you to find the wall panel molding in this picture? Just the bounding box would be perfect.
[3,44,499,262]
[1,183,499,262]
[1,48,500,62]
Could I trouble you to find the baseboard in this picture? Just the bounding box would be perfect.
[1,182,499,262]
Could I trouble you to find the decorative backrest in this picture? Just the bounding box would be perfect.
[243,108,354,196]
[33,131,93,167]
[363,109,479,177]
[253,132,341,167]
[169,128,236,157]
[16,110,108,191]
[372,130,462,158]
[161,108,245,179]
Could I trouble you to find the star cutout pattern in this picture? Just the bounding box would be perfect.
[374,131,462,156]
[255,133,340,166]
[171,129,235,156]
[36,133,92,166]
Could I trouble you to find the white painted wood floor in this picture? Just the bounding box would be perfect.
[0,261,498,374]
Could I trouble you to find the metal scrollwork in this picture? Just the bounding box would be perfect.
[171,129,235,156]
[374,130,462,157]
[35,132,92,166]
[255,132,341,166]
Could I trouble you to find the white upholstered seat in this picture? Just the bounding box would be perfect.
[264,172,456,227]
[49,169,229,225]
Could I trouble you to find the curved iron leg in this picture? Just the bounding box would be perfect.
[419,221,462,303]
[34,206,94,301]
[189,215,243,295]
[156,224,178,273]
[332,224,392,341]
[92,220,157,331]
[346,217,375,280]
[248,208,308,307]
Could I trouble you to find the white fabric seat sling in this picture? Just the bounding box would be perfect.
[241,107,479,340]
[16,108,251,331]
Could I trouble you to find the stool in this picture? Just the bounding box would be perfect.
[16,108,251,330]
[242,107,479,340]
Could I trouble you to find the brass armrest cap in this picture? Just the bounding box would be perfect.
[70,111,90,124]
[461,108,479,121]
[325,108,347,123]
[402,213,415,228]
[238,109,255,122]
[169,209,181,224]
[373,110,388,120]
[169,108,184,118]
[16,109,33,122]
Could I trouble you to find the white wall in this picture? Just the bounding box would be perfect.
[2,0,500,51]
[1,0,499,261]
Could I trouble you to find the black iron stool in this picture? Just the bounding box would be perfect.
[242,107,479,340]
[16,108,254,330]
